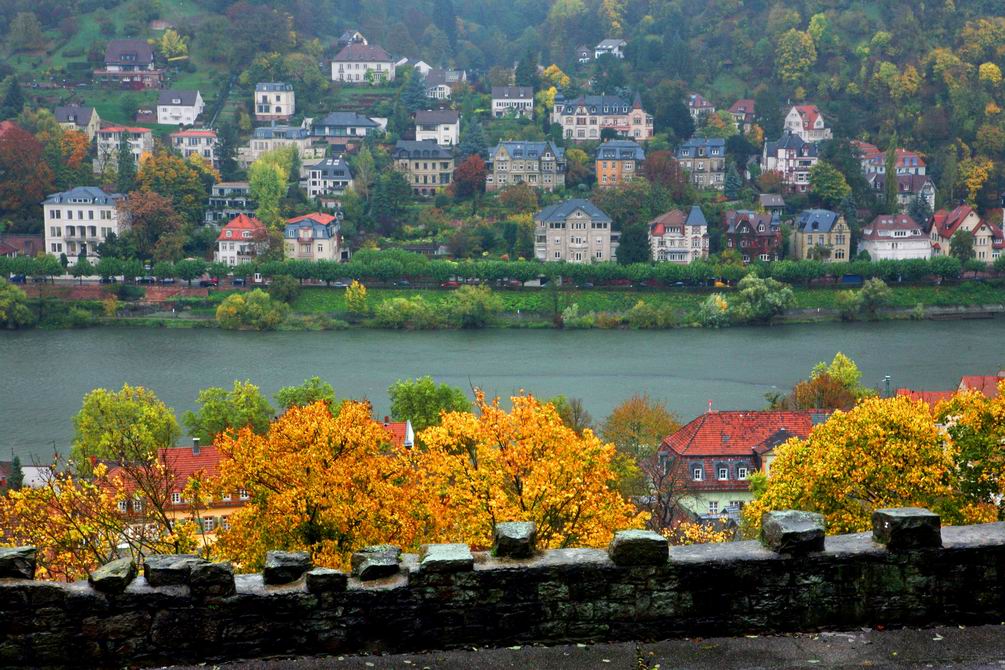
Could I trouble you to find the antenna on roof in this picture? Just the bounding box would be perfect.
[707,399,713,413]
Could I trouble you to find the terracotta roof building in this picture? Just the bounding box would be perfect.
[214,214,268,266]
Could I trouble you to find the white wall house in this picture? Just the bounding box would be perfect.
[43,187,127,264]
[306,157,354,201]
[156,90,205,126]
[254,83,295,122]
[858,214,932,261]
[783,105,832,142]
[214,214,268,266]
[491,86,534,119]
[594,38,627,59]
[94,126,154,175]
[283,213,347,262]
[169,129,218,167]
[331,43,395,84]
[414,109,460,146]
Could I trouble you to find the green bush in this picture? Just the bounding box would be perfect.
[696,293,731,328]
[447,285,503,328]
[216,290,288,330]
[115,284,145,301]
[624,300,677,329]
[268,274,302,304]
[372,296,442,329]
[560,303,595,329]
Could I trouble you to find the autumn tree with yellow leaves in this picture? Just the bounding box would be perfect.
[743,395,998,536]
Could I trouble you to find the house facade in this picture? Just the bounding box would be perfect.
[594,38,627,59]
[254,82,295,122]
[783,105,832,142]
[214,214,268,266]
[867,173,936,214]
[675,137,726,190]
[791,209,851,262]
[310,112,382,144]
[930,205,1004,262]
[94,126,154,175]
[331,43,395,84]
[54,105,100,140]
[723,210,782,263]
[168,129,217,167]
[42,187,127,263]
[657,410,829,520]
[649,206,709,264]
[424,69,465,100]
[392,140,455,196]
[306,157,354,203]
[414,109,460,146]
[95,39,162,87]
[238,125,323,168]
[491,86,534,119]
[595,139,645,188]
[0,233,44,258]
[205,182,255,225]
[853,142,926,176]
[283,213,347,262]
[486,141,566,193]
[762,132,819,192]
[534,199,616,263]
[728,99,756,133]
[858,214,931,261]
[687,93,715,123]
[552,93,653,142]
[156,90,205,126]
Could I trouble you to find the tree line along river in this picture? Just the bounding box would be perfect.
[2,318,1004,462]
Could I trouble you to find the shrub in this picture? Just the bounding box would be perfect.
[372,296,442,329]
[857,278,892,318]
[268,274,301,304]
[696,293,731,328]
[68,307,95,328]
[624,300,676,329]
[115,284,145,301]
[447,285,502,328]
[216,290,288,330]
[594,312,624,329]
[560,303,595,329]
[836,290,860,320]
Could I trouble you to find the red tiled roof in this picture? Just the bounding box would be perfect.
[217,214,267,242]
[380,418,413,448]
[861,214,926,241]
[169,129,217,137]
[0,121,19,139]
[287,213,337,226]
[0,242,16,256]
[932,205,976,239]
[959,373,1004,398]
[100,125,152,134]
[649,209,686,236]
[105,445,226,496]
[660,410,829,457]
[728,99,755,117]
[895,389,956,405]
[794,105,821,129]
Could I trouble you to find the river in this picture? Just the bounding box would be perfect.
[2,320,1004,461]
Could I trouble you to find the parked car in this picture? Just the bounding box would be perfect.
[394,279,411,287]
[137,276,155,284]
[440,280,461,288]
[8,274,25,283]
[158,278,177,285]
[232,277,246,286]
[577,282,594,289]
[198,278,219,288]
[332,279,351,288]
[99,277,116,284]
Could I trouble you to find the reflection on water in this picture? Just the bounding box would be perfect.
[2,319,1003,460]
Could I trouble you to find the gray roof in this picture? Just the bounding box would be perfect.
[333,43,391,62]
[535,199,611,224]
[491,141,565,161]
[43,186,124,206]
[684,205,707,228]
[492,86,533,100]
[252,125,309,140]
[724,210,780,235]
[596,38,627,49]
[393,140,454,159]
[415,110,459,125]
[759,193,785,207]
[255,82,293,92]
[284,214,340,240]
[596,139,645,161]
[555,94,633,116]
[309,157,353,179]
[796,209,841,233]
[104,39,154,66]
[158,90,200,106]
[314,112,378,129]
[54,105,95,125]
[676,137,725,158]
[764,131,819,157]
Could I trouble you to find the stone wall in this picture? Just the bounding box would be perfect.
[2,509,1005,669]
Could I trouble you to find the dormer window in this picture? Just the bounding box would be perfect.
[225,230,232,238]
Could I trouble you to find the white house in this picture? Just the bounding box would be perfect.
[414,109,460,146]
[169,129,218,167]
[648,206,709,264]
[54,105,100,141]
[594,38,627,59]
[254,82,295,122]
[283,213,347,262]
[42,187,127,263]
[783,105,832,142]
[156,90,205,126]
[94,126,154,175]
[395,58,432,76]
[331,43,395,84]
[214,214,268,266]
[491,86,534,119]
[306,157,354,202]
[858,214,932,261]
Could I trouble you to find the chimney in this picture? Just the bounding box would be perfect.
[192,437,201,456]
[383,416,390,427]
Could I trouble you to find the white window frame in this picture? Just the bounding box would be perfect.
[692,467,703,481]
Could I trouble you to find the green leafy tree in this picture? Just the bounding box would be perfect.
[215,289,288,330]
[884,138,899,213]
[70,384,181,475]
[858,278,893,318]
[116,135,137,194]
[907,195,933,226]
[389,376,472,432]
[267,274,301,303]
[0,278,35,329]
[775,29,817,84]
[274,377,338,412]
[809,160,851,207]
[731,274,795,324]
[515,49,539,87]
[448,285,502,328]
[6,455,23,490]
[8,12,46,52]
[1,77,25,120]
[183,380,275,444]
[724,163,742,200]
[950,230,976,262]
[71,258,94,285]
[616,223,651,264]
[401,72,429,113]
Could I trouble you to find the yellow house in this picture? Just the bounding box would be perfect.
[791,209,851,262]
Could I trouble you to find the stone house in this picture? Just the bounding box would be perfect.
[283,213,348,262]
[205,182,255,225]
[594,38,627,59]
[783,105,832,142]
[491,86,534,119]
[331,43,395,84]
[858,214,931,261]
[214,214,268,266]
[595,139,645,189]
[648,206,709,264]
[723,210,782,263]
[728,99,756,134]
[687,93,715,123]
[791,209,851,262]
[94,126,154,175]
[156,90,205,126]
[675,137,725,190]
[392,140,455,196]
[95,39,162,87]
[254,83,295,122]
[169,129,218,167]
[534,199,616,263]
[42,187,127,263]
[761,132,819,193]
[930,205,1004,262]
[306,157,354,203]
[486,141,566,193]
[552,93,653,142]
[54,105,100,141]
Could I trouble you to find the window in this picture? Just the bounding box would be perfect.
[708,501,719,515]
[117,500,127,512]
[717,467,729,480]
[737,466,748,480]
[171,492,182,504]
[239,488,249,500]
[222,517,231,530]
[222,493,231,501]
[202,517,215,532]
[132,498,143,512]
[692,466,703,481]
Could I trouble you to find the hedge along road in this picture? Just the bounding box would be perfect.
[3,318,1005,461]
